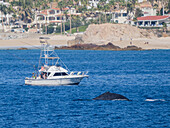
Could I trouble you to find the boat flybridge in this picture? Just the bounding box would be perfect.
[25,37,89,86]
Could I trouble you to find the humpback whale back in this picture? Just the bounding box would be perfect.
[93,91,130,101]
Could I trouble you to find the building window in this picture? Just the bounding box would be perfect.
[38,16,45,20]
[49,10,55,14]
[115,13,118,18]
[49,17,55,21]
[123,13,127,17]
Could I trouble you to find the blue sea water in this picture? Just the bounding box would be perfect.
[0,49,170,128]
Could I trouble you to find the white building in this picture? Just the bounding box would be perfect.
[139,2,157,16]
[138,0,143,3]
[0,0,10,7]
[136,0,157,17]
[87,0,110,9]
[33,7,81,31]
[0,1,13,32]
[136,15,170,27]
[111,9,134,24]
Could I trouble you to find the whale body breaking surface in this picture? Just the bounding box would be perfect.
[93,92,130,101]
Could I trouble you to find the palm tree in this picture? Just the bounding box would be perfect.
[68,4,72,34]
[126,0,137,13]
[161,0,169,15]
[58,1,65,35]
[7,5,15,30]
[127,0,134,13]
[72,15,81,32]
[63,9,68,35]
[99,0,107,23]
[0,5,5,32]
[1,5,8,32]
[81,0,89,9]
[103,4,110,23]
[97,4,103,24]
[132,0,137,8]
[109,0,115,23]
[148,0,155,7]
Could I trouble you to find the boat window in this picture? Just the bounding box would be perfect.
[54,73,61,76]
[54,72,68,76]
[61,72,68,76]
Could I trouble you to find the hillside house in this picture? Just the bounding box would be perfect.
[136,15,170,27]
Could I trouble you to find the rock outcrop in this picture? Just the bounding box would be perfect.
[71,23,155,45]
[56,43,142,51]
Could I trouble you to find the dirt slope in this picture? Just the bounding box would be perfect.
[80,23,155,44]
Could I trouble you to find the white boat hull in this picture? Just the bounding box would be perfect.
[25,75,88,86]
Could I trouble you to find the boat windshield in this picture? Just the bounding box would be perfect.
[54,72,68,76]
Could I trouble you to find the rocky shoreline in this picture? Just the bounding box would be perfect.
[55,43,143,51]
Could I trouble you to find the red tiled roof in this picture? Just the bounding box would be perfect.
[137,16,169,21]
[140,4,152,8]
[40,10,47,15]
[51,8,69,10]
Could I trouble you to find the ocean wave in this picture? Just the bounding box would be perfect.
[145,99,165,102]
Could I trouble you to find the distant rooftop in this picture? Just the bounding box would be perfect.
[137,16,169,21]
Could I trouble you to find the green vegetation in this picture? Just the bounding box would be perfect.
[134,8,143,20]
[44,22,88,34]
[66,25,88,34]
[3,0,168,24]
[1,0,170,34]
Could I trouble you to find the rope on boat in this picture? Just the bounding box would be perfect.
[5,50,38,74]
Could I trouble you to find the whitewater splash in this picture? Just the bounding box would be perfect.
[145,99,165,102]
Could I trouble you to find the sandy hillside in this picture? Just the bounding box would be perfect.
[80,23,155,44]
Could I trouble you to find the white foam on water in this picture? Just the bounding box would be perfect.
[145,99,165,102]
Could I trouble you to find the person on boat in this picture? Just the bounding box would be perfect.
[44,72,47,79]
[40,72,44,79]
[32,73,35,79]
[41,66,44,71]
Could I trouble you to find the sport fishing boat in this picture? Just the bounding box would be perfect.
[25,37,88,86]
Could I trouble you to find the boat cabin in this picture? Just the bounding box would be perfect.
[39,65,69,79]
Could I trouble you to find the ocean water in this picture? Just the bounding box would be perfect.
[0,49,169,127]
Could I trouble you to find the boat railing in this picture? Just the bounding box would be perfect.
[69,71,88,76]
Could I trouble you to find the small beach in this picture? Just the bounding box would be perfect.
[0,34,75,49]
[0,34,170,50]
